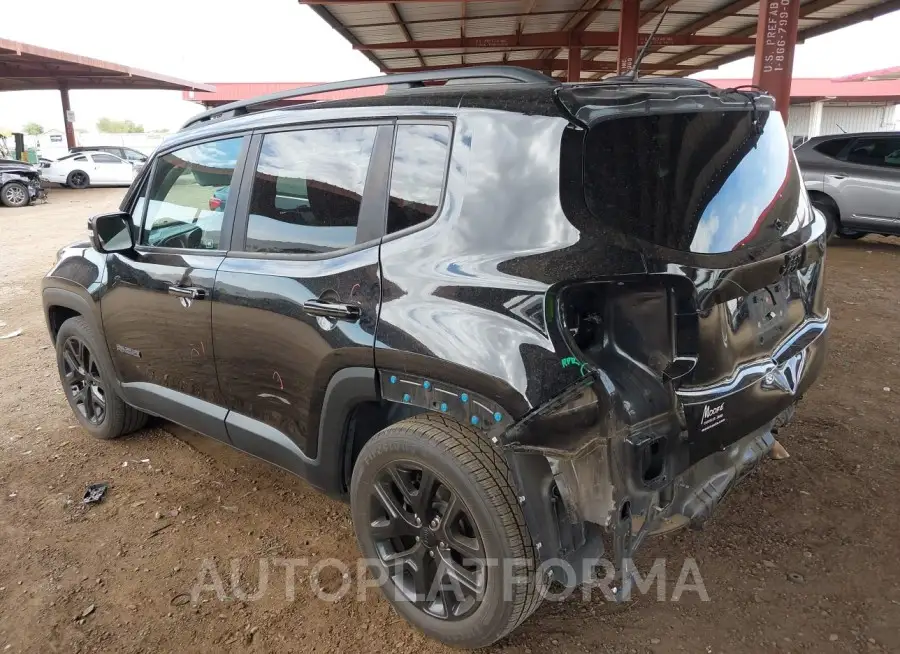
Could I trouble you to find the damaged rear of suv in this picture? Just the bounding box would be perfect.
[42,67,827,649]
[499,80,828,593]
[367,74,826,645]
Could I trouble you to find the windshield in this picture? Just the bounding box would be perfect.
[583,109,803,254]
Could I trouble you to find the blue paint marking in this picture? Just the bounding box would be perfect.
[493,412,503,422]
[402,393,410,402]
[471,415,480,425]
[460,393,469,403]
[440,402,448,412]
[423,380,431,390]
[389,375,397,384]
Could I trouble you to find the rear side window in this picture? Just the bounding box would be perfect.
[387,124,451,234]
[73,155,87,162]
[245,126,377,254]
[846,136,900,168]
[141,137,243,250]
[813,138,850,158]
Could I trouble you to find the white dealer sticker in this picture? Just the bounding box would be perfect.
[699,402,726,432]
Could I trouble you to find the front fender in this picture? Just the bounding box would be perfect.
[42,284,120,395]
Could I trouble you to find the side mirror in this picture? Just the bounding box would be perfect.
[90,212,134,253]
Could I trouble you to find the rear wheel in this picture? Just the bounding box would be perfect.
[66,170,90,189]
[350,413,543,648]
[55,316,148,439]
[1,181,29,207]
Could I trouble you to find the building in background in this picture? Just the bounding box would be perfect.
[703,70,900,145]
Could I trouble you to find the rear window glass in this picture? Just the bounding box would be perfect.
[583,110,798,253]
[387,124,451,234]
[813,138,850,158]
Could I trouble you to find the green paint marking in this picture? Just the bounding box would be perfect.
[560,356,590,378]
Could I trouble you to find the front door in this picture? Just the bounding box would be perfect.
[101,135,248,439]
[212,123,391,468]
[90,153,133,185]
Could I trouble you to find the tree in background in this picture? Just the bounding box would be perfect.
[96,117,145,133]
[23,122,44,136]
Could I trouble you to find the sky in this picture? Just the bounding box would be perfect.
[0,0,898,134]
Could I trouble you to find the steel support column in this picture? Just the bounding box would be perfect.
[567,46,582,82]
[59,84,76,149]
[752,0,800,121]
[806,100,824,138]
[618,0,640,73]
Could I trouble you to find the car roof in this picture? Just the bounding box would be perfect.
[166,75,723,153]
[803,131,900,146]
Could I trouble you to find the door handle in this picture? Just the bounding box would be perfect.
[168,285,206,300]
[827,173,847,179]
[302,299,360,322]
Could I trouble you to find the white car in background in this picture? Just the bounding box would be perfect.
[41,151,137,189]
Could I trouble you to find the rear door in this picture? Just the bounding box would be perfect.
[836,135,900,231]
[100,135,248,439]
[211,121,392,467]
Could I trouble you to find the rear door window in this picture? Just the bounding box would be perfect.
[244,126,377,254]
[387,124,452,234]
[846,136,900,168]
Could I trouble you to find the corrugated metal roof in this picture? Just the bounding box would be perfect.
[305,0,899,81]
[0,37,213,92]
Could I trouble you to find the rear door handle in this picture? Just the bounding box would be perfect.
[302,300,360,322]
[168,285,207,300]
[827,173,847,179]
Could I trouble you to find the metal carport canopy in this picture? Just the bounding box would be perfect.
[0,37,214,147]
[303,0,900,81]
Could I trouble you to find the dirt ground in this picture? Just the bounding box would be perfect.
[1,188,899,654]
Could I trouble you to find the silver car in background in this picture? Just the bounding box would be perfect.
[795,131,900,239]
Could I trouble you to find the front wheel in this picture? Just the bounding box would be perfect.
[55,316,148,439]
[350,413,543,649]
[1,181,29,207]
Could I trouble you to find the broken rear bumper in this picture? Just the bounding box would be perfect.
[501,307,828,592]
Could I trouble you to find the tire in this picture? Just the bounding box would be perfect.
[1,181,29,207]
[55,316,148,440]
[66,170,90,189]
[350,413,543,649]
[811,197,838,239]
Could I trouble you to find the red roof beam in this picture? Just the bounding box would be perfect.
[386,61,705,74]
[355,32,755,50]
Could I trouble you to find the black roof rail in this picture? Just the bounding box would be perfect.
[181,66,558,131]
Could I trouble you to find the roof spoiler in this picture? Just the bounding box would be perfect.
[181,66,558,131]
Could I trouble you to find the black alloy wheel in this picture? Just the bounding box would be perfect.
[68,171,89,189]
[61,336,107,425]
[369,461,485,620]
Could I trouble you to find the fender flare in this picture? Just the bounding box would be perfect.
[42,286,121,393]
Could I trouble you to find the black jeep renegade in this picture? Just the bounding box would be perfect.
[42,67,829,648]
